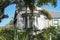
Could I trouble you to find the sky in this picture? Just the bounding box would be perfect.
[41,0,60,12]
[0,4,16,26]
[0,0,60,26]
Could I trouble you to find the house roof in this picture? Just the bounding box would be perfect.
[50,11,60,19]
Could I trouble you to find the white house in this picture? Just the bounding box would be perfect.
[45,11,60,28]
[16,7,60,30]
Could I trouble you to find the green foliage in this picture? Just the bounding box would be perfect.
[24,0,35,10]
[23,0,57,10]
[9,20,14,25]
[17,32,29,40]
[36,26,58,40]
[0,26,60,40]
[3,28,14,40]
[0,27,14,40]
[41,10,51,20]
[0,28,5,40]
[37,0,57,7]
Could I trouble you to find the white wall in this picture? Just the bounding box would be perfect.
[16,10,60,30]
[51,19,60,26]
[16,10,47,30]
[33,15,46,30]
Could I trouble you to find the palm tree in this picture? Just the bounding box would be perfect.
[23,0,57,17]
[21,0,57,30]
[22,0,57,40]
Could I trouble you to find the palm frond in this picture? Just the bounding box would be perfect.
[37,0,57,7]
[23,0,35,10]
[23,0,57,12]
[41,10,51,20]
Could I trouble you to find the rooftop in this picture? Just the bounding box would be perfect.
[50,11,60,19]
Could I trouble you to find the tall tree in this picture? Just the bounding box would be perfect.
[23,0,57,17]
[22,0,57,40]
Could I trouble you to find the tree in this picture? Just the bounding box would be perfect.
[23,0,57,17]
[22,0,57,40]
[0,0,21,22]
[0,27,14,40]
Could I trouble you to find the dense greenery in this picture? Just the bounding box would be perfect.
[0,26,60,40]
[0,27,14,40]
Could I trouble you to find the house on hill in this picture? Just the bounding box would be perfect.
[16,7,60,30]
